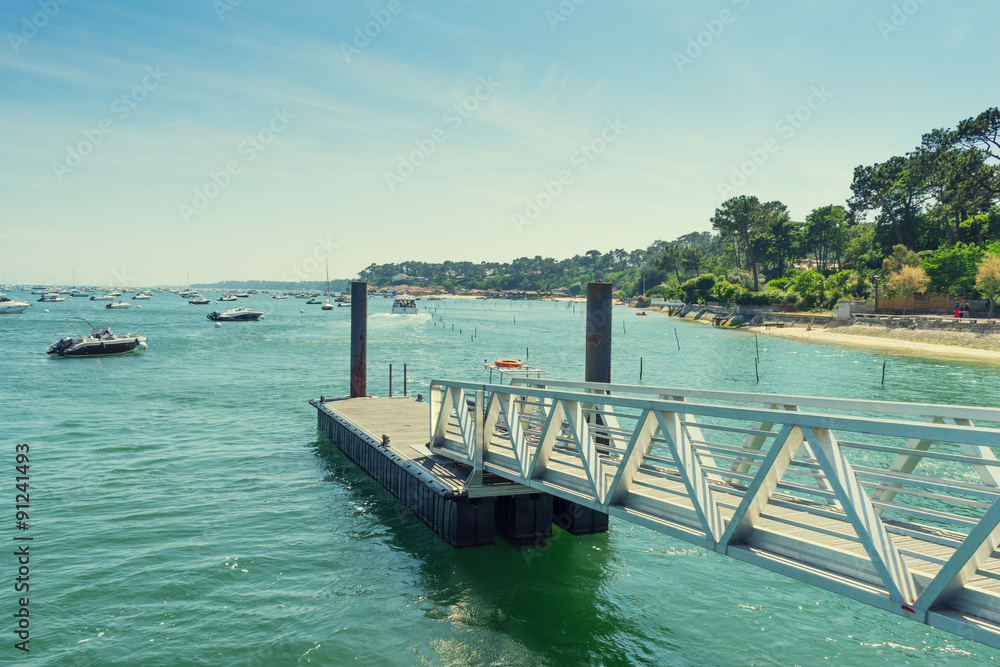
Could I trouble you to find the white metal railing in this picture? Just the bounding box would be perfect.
[428,377,1000,648]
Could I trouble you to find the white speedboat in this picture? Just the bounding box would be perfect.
[90,293,116,301]
[189,295,211,305]
[47,317,147,357]
[105,301,131,309]
[219,294,238,302]
[392,295,418,314]
[38,294,65,302]
[132,292,152,300]
[207,307,264,321]
[0,297,31,314]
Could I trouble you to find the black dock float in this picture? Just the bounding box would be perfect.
[495,493,553,541]
[312,397,495,547]
[552,496,610,536]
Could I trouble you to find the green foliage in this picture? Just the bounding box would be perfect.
[680,273,716,303]
[710,280,739,303]
[921,242,983,297]
[791,270,825,310]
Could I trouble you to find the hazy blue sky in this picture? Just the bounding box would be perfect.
[1,0,997,285]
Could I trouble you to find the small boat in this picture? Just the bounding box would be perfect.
[38,294,65,302]
[272,294,289,299]
[0,297,31,314]
[105,301,131,309]
[392,295,418,314]
[189,295,211,305]
[233,292,251,298]
[90,293,116,301]
[132,292,152,300]
[635,311,647,316]
[219,295,238,302]
[47,318,147,357]
[306,298,322,305]
[207,307,264,321]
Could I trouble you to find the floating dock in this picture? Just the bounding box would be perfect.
[311,396,574,547]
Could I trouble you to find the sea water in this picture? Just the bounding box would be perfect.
[2,293,998,665]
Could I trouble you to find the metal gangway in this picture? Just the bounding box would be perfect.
[428,377,1000,649]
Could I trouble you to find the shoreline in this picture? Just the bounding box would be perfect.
[746,322,1000,366]
[642,306,1000,366]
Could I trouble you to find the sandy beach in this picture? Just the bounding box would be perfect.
[742,322,1000,366]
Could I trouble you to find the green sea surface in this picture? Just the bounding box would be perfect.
[2,292,999,665]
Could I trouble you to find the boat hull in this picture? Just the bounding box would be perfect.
[48,338,143,356]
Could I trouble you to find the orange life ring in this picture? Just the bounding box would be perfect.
[495,359,522,368]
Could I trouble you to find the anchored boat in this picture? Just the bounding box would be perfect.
[207,307,264,321]
[47,317,147,357]
[0,297,31,314]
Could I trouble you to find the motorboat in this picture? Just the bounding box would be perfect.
[392,295,418,314]
[234,292,251,298]
[105,301,131,309]
[38,294,65,302]
[306,297,322,304]
[189,295,211,305]
[47,317,147,357]
[132,292,152,300]
[90,293,116,301]
[0,297,31,314]
[272,294,289,299]
[219,294,238,302]
[207,307,264,321]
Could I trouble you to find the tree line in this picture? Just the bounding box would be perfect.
[356,108,1000,314]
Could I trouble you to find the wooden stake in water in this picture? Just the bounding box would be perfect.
[674,328,680,351]
[755,357,759,383]
[526,346,529,361]
[755,334,760,362]
[389,363,393,397]
[640,356,643,381]
[882,361,886,385]
[404,363,407,396]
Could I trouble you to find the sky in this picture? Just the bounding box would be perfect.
[1,0,998,285]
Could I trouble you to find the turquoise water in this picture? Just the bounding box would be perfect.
[2,292,999,665]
